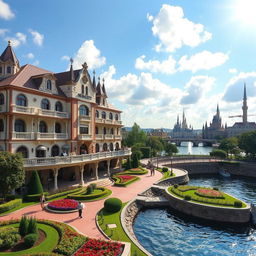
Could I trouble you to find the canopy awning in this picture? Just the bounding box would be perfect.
[36,145,47,151]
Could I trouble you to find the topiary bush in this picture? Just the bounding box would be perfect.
[104,198,122,213]
[0,227,21,249]
[234,200,242,208]
[19,215,29,236]
[184,195,191,201]
[174,184,178,189]
[27,217,38,234]
[213,187,219,191]
[27,171,43,195]
[0,198,22,213]
[162,167,168,172]
[24,233,38,247]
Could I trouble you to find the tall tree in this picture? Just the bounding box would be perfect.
[219,137,238,155]
[238,131,256,157]
[124,123,147,147]
[146,136,164,156]
[210,149,227,159]
[165,142,178,156]
[0,151,25,198]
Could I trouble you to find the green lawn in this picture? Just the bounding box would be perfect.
[98,204,147,256]
[0,223,59,255]
[168,185,247,208]
[157,168,175,180]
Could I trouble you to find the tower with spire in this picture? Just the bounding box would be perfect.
[242,83,248,124]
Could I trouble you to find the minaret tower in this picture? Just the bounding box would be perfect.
[242,83,248,124]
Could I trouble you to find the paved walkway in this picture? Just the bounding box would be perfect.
[1,170,162,239]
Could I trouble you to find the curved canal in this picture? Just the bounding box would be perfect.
[133,174,256,256]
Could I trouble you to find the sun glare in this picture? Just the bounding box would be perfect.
[233,0,256,26]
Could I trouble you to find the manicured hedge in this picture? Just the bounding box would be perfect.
[67,187,109,201]
[46,187,83,201]
[0,198,22,213]
[120,167,148,175]
[24,193,49,202]
[104,198,122,213]
[112,176,140,187]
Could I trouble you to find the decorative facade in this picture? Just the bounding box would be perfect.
[0,41,131,190]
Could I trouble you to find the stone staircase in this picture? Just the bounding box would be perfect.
[87,178,113,187]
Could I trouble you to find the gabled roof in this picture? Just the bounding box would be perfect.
[96,79,103,96]
[55,69,81,86]
[0,42,20,67]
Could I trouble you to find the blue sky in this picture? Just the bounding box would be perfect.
[1,0,256,129]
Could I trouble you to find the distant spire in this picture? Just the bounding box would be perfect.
[217,104,220,116]
[242,83,248,124]
[243,82,247,100]
[69,58,74,82]
[102,78,107,97]
[92,70,96,89]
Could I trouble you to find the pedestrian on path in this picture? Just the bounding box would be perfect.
[78,201,84,218]
[152,167,155,176]
[40,193,45,209]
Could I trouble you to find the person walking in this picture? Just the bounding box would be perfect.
[40,193,45,209]
[78,201,84,218]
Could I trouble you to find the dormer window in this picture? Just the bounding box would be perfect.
[41,98,50,110]
[47,80,52,90]
[7,66,11,74]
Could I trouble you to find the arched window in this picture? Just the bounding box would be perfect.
[96,110,99,118]
[110,128,114,135]
[102,111,106,119]
[0,67,2,74]
[115,142,120,151]
[95,126,98,134]
[81,84,85,95]
[95,143,100,153]
[55,101,63,112]
[51,145,60,157]
[46,80,52,90]
[110,143,114,151]
[16,146,28,158]
[7,66,11,74]
[0,94,4,105]
[55,123,61,133]
[39,121,47,133]
[16,94,27,106]
[109,112,113,120]
[15,119,26,132]
[115,114,118,121]
[79,105,89,116]
[85,86,88,95]
[0,119,4,132]
[103,143,108,151]
[41,99,50,110]
[103,127,106,135]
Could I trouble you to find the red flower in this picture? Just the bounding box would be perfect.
[48,199,79,211]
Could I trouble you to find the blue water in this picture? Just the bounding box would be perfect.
[177,142,212,155]
[133,175,256,256]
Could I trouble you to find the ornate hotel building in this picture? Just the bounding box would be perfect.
[0,41,131,190]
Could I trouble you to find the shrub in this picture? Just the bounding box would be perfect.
[162,167,168,172]
[19,215,29,236]
[0,227,21,249]
[104,198,122,213]
[91,183,97,190]
[139,147,151,158]
[24,233,38,247]
[174,184,178,188]
[28,217,38,234]
[131,152,139,168]
[0,198,22,213]
[213,187,219,191]
[24,193,49,202]
[234,200,242,208]
[184,195,191,200]
[46,187,81,201]
[27,171,43,195]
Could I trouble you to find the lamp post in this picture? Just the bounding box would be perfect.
[156,152,159,169]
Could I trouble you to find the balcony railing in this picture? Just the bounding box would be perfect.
[36,133,68,140]
[95,118,122,125]
[78,134,92,140]
[38,109,69,118]
[95,118,104,123]
[115,135,122,140]
[105,134,114,139]
[23,149,132,168]
[12,105,35,114]
[96,134,104,140]
[79,115,91,121]
[12,132,35,140]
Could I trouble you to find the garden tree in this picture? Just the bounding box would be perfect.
[126,157,132,170]
[210,149,227,159]
[219,137,238,155]
[124,123,147,147]
[164,142,178,156]
[238,131,256,157]
[27,171,44,195]
[146,136,164,157]
[131,152,140,168]
[0,151,25,198]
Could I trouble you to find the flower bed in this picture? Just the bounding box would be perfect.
[74,238,123,256]
[47,199,78,211]
[118,175,135,183]
[112,175,140,187]
[195,189,224,199]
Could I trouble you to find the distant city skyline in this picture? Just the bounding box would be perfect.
[1,0,256,128]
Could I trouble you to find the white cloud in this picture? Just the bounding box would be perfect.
[148,4,212,52]
[5,32,26,48]
[0,28,8,37]
[29,29,44,46]
[32,60,40,66]
[25,53,34,59]
[0,0,14,20]
[61,55,70,61]
[181,76,215,104]
[135,55,176,74]
[179,51,228,73]
[229,68,238,74]
[72,40,106,70]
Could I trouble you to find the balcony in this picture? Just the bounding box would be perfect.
[23,149,132,168]
[12,105,36,114]
[78,134,92,140]
[114,135,122,140]
[79,115,91,122]
[95,118,122,125]
[95,118,104,123]
[38,109,69,118]
[105,134,114,139]
[12,132,35,140]
[36,133,68,140]
[96,134,104,140]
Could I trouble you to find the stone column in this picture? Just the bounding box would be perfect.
[107,160,111,177]
[95,162,99,180]
[119,157,123,169]
[53,168,59,190]
[80,165,85,186]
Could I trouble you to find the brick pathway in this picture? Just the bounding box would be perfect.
[1,171,162,239]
